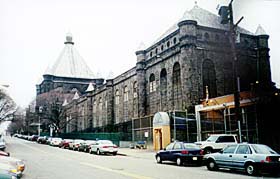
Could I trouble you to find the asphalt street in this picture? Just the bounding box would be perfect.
[4,137,279,179]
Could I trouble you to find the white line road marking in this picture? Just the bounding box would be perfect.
[80,162,154,179]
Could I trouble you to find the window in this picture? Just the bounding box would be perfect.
[223,145,237,154]
[155,48,158,54]
[173,37,177,44]
[165,143,174,150]
[204,32,210,40]
[217,136,235,143]
[150,51,153,57]
[115,90,119,105]
[202,59,217,98]
[99,97,102,111]
[167,41,170,48]
[149,74,156,92]
[133,82,138,98]
[124,86,128,102]
[236,145,251,154]
[174,143,182,149]
[161,45,164,51]
[215,34,220,41]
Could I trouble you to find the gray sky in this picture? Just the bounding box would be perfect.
[0,0,279,108]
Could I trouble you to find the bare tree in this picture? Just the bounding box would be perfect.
[7,107,25,135]
[0,87,17,121]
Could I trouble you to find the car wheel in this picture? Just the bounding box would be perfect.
[97,149,101,155]
[207,159,217,171]
[245,163,256,176]
[176,157,182,166]
[156,155,162,164]
[204,147,213,154]
[112,152,117,156]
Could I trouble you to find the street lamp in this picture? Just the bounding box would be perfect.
[38,106,43,136]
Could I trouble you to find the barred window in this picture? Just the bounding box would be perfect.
[133,81,138,98]
[115,90,119,105]
[149,74,156,92]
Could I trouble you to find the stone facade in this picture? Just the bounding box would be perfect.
[60,7,272,139]
[36,6,274,142]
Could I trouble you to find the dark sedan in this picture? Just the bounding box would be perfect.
[155,141,204,166]
[204,143,280,176]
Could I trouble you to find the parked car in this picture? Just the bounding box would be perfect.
[29,135,39,142]
[69,139,85,150]
[0,156,25,175]
[78,140,96,152]
[0,163,21,179]
[195,134,239,154]
[0,169,19,179]
[37,136,49,144]
[0,150,10,156]
[155,141,204,166]
[89,140,118,155]
[49,137,63,147]
[59,139,73,149]
[204,143,280,176]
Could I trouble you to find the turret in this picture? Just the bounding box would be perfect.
[177,11,198,48]
[135,43,147,117]
[255,25,272,88]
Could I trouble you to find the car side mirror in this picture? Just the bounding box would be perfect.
[219,150,223,154]
[163,148,166,151]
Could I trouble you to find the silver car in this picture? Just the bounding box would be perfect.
[89,140,118,155]
[204,143,280,176]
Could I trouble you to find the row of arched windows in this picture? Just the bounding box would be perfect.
[115,81,138,105]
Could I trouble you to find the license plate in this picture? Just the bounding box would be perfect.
[192,157,197,160]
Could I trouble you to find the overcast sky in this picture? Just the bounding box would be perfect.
[0,0,279,108]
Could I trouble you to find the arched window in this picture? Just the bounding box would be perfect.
[172,62,182,109]
[204,32,210,40]
[160,69,168,111]
[202,59,217,98]
[99,97,102,111]
[115,90,119,105]
[173,37,177,44]
[149,74,156,92]
[124,86,128,102]
[167,41,170,48]
[133,81,138,98]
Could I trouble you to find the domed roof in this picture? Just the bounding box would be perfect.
[151,5,253,47]
[44,34,95,79]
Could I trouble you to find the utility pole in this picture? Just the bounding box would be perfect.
[219,0,243,142]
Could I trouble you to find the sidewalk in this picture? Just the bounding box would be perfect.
[117,148,156,160]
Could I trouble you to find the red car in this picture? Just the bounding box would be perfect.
[0,150,9,157]
[59,139,73,149]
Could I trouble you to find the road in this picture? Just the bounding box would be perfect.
[4,137,278,179]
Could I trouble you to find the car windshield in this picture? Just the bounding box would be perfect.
[183,143,200,149]
[251,144,278,154]
[206,136,219,142]
[99,140,113,145]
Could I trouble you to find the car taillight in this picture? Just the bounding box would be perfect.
[103,146,109,148]
[261,156,272,163]
[113,145,118,148]
[265,156,272,163]
[200,150,204,155]
[181,150,188,154]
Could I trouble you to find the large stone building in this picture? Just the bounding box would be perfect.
[36,5,278,148]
